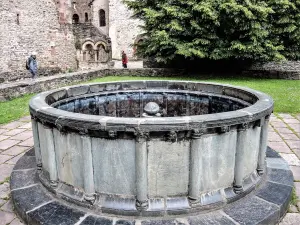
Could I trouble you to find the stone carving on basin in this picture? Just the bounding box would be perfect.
[29,80,273,216]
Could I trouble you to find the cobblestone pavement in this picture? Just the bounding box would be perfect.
[0,114,299,225]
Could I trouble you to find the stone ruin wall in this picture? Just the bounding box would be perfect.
[108,0,143,60]
[0,0,77,82]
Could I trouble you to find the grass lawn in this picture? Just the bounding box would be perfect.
[0,75,299,124]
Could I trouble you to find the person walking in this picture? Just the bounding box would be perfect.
[122,51,128,68]
[27,52,38,79]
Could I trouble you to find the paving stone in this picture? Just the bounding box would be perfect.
[0,154,13,164]
[9,131,33,141]
[0,129,7,135]
[268,142,292,154]
[5,154,24,165]
[279,213,300,225]
[276,127,294,134]
[272,122,288,128]
[17,137,33,147]
[294,182,300,200]
[0,135,9,141]
[256,182,292,217]
[278,114,295,119]
[290,166,300,181]
[283,119,300,124]
[9,218,25,225]
[3,129,26,136]
[27,201,85,225]
[1,121,25,130]
[1,146,29,156]
[0,198,6,206]
[294,149,300,159]
[0,211,15,225]
[18,116,31,122]
[267,168,294,186]
[285,140,300,150]
[268,132,282,142]
[281,133,300,141]
[289,124,300,133]
[289,204,298,213]
[0,164,14,183]
[224,196,279,224]
[81,216,113,225]
[0,139,20,150]
[10,170,38,190]
[18,123,32,129]
[0,182,10,199]
[279,153,300,166]
[1,199,14,213]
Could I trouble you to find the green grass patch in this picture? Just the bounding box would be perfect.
[0,75,299,124]
[0,94,34,124]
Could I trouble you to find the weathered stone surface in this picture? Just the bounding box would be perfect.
[224,196,280,224]
[279,213,300,225]
[267,168,294,186]
[256,182,292,217]
[148,140,190,197]
[0,139,20,150]
[2,146,29,156]
[290,166,300,181]
[0,164,14,183]
[81,216,113,225]
[12,185,52,220]
[279,153,300,166]
[10,170,38,190]
[0,211,15,225]
[92,138,136,195]
[12,155,36,170]
[27,201,85,225]
[188,211,236,225]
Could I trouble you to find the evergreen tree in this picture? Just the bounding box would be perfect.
[125,0,300,63]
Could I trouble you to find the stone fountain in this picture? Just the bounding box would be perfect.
[11,81,294,225]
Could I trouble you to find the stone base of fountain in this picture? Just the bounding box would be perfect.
[11,147,293,225]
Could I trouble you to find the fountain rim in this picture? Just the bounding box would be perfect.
[29,80,274,130]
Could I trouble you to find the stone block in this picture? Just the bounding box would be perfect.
[81,216,113,225]
[10,169,38,190]
[188,211,236,225]
[27,201,85,225]
[9,131,33,141]
[279,213,300,225]
[148,140,190,197]
[0,164,14,183]
[10,218,25,225]
[13,155,36,170]
[286,140,300,150]
[256,182,292,217]
[224,196,280,224]
[281,133,299,140]
[1,122,25,130]
[92,138,136,195]
[17,137,34,147]
[0,199,14,213]
[267,168,294,186]
[3,129,26,136]
[0,182,10,199]
[0,135,9,141]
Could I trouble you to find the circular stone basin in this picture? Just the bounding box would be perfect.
[29,80,273,215]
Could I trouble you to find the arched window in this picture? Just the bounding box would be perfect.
[72,14,79,24]
[85,13,88,22]
[99,9,106,27]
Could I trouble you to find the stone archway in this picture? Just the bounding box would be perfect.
[73,14,79,24]
[95,41,108,62]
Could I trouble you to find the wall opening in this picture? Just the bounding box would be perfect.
[16,13,20,25]
[73,14,79,24]
[85,13,89,22]
[99,9,106,27]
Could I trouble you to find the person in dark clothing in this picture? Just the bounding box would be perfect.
[27,52,38,79]
[122,51,128,68]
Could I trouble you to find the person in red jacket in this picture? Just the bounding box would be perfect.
[122,51,128,68]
